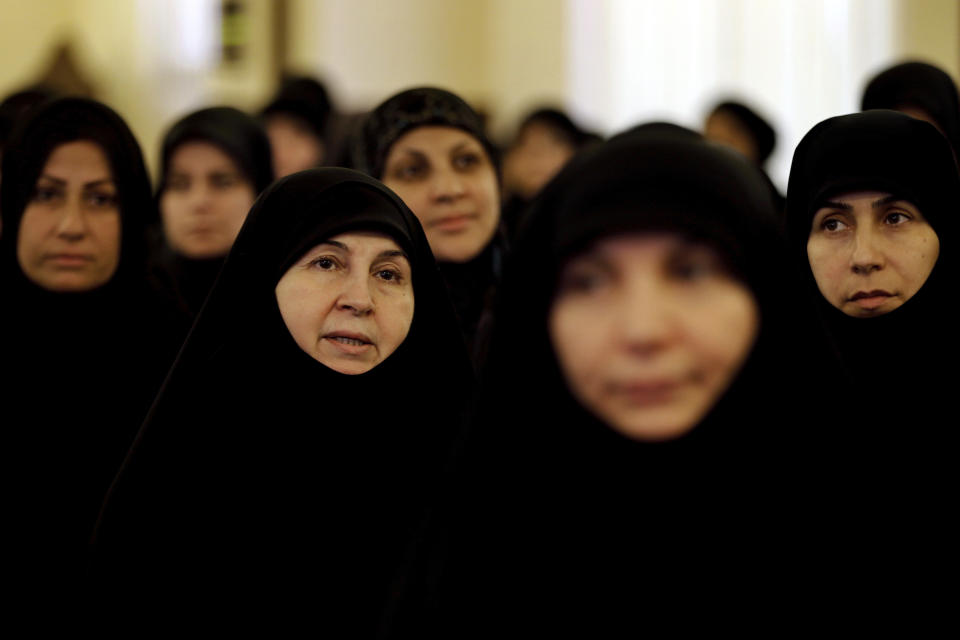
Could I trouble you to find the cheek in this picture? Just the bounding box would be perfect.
[806,239,845,292]
[380,291,415,347]
[549,298,609,393]
[687,289,759,379]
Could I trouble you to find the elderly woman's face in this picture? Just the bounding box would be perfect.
[806,191,939,317]
[17,140,121,292]
[382,126,500,264]
[549,233,759,441]
[275,231,414,374]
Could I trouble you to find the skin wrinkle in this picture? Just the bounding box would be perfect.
[275,231,414,375]
[806,190,939,318]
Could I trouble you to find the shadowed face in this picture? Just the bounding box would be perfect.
[549,233,759,441]
[17,140,121,292]
[275,231,415,374]
[160,141,256,259]
[807,191,939,317]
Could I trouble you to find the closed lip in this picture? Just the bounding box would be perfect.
[608,379,683,394]
[849,289,893,301]
[45,253,93,262]
[324,330,373,344]
[429,213,476,227]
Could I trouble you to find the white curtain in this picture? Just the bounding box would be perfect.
[567,0,897,189]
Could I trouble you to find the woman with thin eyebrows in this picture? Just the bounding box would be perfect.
[0,97,188,595]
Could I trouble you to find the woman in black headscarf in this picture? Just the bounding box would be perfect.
[353,87,503,363]
[261,75,333,177]
[393,125,829,635]
[785,109,957,618]
[0,98,188,590]
[154,106,274,316]
[705,99,784,212]
[93,168,473,632]
[861,60,960,162]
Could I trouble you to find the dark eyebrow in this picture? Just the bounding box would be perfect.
[38,174,114,189]
[82,179,115,189]
[820,200,852,211]
[318,240,347,251]
[375,249,409,262]
[872,194,905,208]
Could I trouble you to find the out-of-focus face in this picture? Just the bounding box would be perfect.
[265,113,325,178]
[807,191,939,318]
[382,126,500,263]
[705,110,758,163]
[17,140,121,292]
[549,233,759,441]
[275,231,414,375]
[160,141,256,259]
[503,121,575,200]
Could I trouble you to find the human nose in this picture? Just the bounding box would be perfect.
[850,226,884,274]
[429,165,466,202]
[336,271,374,315]
[55,199,88,240]
[617,275,675,355]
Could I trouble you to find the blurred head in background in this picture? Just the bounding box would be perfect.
[261,76,333,178]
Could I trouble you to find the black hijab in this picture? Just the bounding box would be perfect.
[154,106,274,316]
[92,168,473,631]
[0,98,187,591]
[785,110,958,613]
[398,125,829,635]
[861,61,960,161]
[709,100,777,166]
[261,75,333,143]
[353,87,504,363]
[785,110,957,410]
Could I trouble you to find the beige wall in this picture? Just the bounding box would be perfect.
[894,0,960,78]
[1,0,959,169]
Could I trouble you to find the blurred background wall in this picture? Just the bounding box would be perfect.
[1,0,957,186]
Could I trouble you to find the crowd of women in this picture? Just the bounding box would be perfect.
[0,59,956,632]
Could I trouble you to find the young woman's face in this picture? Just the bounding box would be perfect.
[160,141,257,259]
[549,233,759,441]
[17,140,121,292]
[382,126,500,263]
[806,191,940,317]
[275,231,415,374]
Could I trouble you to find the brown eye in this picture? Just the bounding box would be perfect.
[452,152,481,170]
[885,211,909,225]
[822,218,847,232]
[32,186,62,203]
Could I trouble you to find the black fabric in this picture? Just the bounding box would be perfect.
[153,106,274,316]
[710,100,777,165]
[261,75,333,141]
[92,168,473,632]
[391,125,832,635]
[785,109,957,621]
[0,98,188,596]
[861,60,960,161]
[352,87,500,181]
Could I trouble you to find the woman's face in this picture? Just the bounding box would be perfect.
[275,231,415,374]
[160,141,257,259]
[549,233,759,441]
[265,114,325,178]
[382,126,500,263]
[503,122,575,200]
[705,110,758,163]
[806,191,940,317]
[17,140,121,292]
